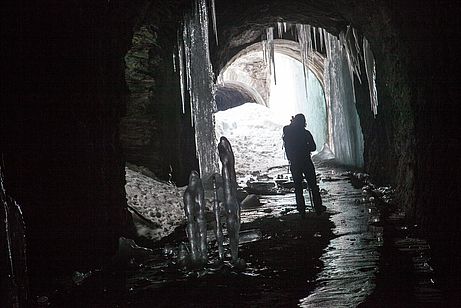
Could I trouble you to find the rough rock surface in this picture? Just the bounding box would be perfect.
[125,166,186,241]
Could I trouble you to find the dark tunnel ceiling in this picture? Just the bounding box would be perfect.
[210,0,360,75]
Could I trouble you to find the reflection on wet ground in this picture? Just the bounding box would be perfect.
[53,163,387,307]
[127,164,383,307]
[299,166,382,307]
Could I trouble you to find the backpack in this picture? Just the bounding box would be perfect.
[283,124,296,161]
[283,124,315,161]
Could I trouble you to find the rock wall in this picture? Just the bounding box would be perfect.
[121,5,198,185]
[1,0,150,291]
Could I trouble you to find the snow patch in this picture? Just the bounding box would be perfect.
[215,103,288,177]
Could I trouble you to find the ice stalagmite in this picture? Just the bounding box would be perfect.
[179,0,218,179]
[1,165,28,307]
[212,174,224,261]
[363,37,379,116]
[218,137,241,264]
[183,171,207,265]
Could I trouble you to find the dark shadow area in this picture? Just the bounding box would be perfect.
[49,213,334,307]
[215,85,258,111]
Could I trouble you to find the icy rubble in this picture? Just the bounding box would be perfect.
[125,166,186,241]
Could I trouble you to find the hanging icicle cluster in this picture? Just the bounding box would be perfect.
[295,24,313,100]
[176,0,219,179]
[261,27,276,84]
[268,22,378,119]
[363,37,378,117]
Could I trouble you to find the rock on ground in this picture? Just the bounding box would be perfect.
[125,166,186,241]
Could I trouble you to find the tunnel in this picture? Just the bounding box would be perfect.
[1,0,460,306]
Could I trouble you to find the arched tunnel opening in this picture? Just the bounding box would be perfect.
[215,45,332,177]
[212,34,365,182]
[1,0,460,307]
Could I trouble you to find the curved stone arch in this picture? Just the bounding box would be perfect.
[216,80,266,108]
[218,39,327,107]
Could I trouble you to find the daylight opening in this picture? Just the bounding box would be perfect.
[215,49,328,178]
[178,20,373,177]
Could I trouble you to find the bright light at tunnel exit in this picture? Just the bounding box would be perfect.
[268,52,328,151]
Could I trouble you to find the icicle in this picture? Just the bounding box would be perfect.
[261,34,268,64]
[340,26,362,84]
[277,21,283,38]
[172,52,176,73]
[291,24,297,40]
[267,27,276,84]
[182,18,193,126]
[283,21,287,33]
[296,24,313,102]
[352,28,362,65]
[363,37,379,116]
[324,28,331,60]
[177,33,186,114]
[180,0,219,178]
[312,26,317,51]
[319,27,324,53]
[210,0,218,45]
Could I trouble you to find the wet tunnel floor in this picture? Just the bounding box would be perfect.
[53,164,391,307]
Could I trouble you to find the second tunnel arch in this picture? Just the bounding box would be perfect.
[215,35,363,167]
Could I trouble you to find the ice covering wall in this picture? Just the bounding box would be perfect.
[178,0,219,179]
[324,31,364,166]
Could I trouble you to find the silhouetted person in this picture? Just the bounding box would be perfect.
[283,114,325,216]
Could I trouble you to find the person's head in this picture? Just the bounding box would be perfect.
[292,114,306,128]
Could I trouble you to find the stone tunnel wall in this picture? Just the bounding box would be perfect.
[1,1,146,289]
[121,6,198,185]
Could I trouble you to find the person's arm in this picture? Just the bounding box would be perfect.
[306,130,316,152]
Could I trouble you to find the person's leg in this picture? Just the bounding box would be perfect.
[290,162,306,216]
[304,159,324,213]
